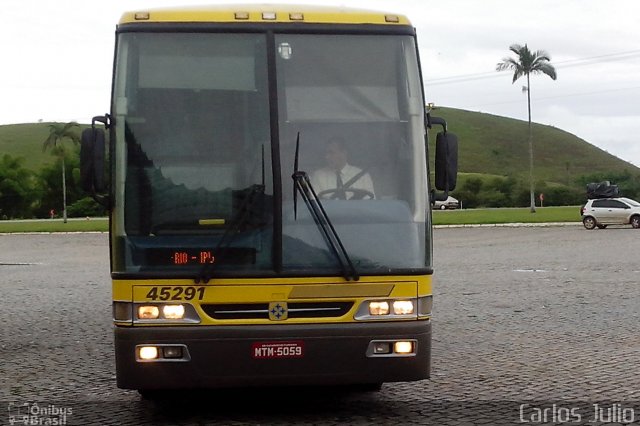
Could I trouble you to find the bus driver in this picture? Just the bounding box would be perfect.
[310,137,375,200]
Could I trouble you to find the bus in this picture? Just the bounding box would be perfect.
[80,4,457,395]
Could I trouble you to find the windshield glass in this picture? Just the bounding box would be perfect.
[110,31,430,277]
[112,33,273,275]
[277,34,430,272]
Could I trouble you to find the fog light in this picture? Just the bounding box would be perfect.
[163,304,185,320]
[138,305,159,319]
[163,346,183,359]
[394,341,414,354]
[139,346,159,360]
[393,300,414,315]
[369,301,389,316]
[372,342,391,354]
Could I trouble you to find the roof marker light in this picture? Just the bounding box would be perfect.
[234,12,249,20]
[134,12,150,21]
[262,12,277,20]
[289,13,304,21]
[385,15,400,23]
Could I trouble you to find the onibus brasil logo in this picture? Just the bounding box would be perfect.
[7,402,72,425]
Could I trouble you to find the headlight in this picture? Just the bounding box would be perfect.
[163,304,185,320]
[132,303,201,323]
[369,301,390,316]
[393,300,414,315]
[138,305,160,319]
[356,298,419,320]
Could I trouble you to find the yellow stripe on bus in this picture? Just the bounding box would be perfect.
[113,275,432,301]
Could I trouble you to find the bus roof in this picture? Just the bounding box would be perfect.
[118,4,412,26]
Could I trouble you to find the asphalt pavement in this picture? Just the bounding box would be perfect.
[1,226,639,425]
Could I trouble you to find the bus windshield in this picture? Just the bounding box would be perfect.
[111,31,430,278]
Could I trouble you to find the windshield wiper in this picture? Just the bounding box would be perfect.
[196,146,268,284]
[292,133,359,281]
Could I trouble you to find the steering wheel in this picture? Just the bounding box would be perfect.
[316,188,375,200]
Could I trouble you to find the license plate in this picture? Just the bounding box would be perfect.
[252,341,304,359]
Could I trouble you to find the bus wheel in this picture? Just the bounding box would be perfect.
[352,383,383,392]
[138,390,167,401]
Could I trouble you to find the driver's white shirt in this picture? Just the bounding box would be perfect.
[310,163,375,199]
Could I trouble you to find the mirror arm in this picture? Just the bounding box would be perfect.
[92,114,112,129]
[426,113,448,133]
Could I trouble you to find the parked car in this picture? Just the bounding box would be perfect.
[434,196,460,210]
[580,197,640,229]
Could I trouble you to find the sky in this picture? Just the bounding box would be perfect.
[1,0,639,166]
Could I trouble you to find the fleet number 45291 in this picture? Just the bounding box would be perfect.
[145,286,205,301]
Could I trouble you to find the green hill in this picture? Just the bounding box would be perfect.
[427,107,639,185]
[0,123,59,170]
[0,122,89,171]
[2,110,638,184]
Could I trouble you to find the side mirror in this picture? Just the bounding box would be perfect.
[435,131,458,192]
[80,115,110,209]
[80,126,106,193]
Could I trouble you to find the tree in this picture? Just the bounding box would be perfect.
[497,44,557,213]
[0,154,39,219]
[42,122,80,223]
[37,147,83,219]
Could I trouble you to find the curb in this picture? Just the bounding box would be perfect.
[434,222,581,229]
[1,224,582,235]
[0,231,108,236]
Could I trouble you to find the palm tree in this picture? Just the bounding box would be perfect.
[42,122,80,223]
[497,44,557,213]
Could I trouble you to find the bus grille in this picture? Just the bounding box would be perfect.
[201,302,354,320]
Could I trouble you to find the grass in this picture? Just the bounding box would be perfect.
[432,205,581,225]
[0,207,582,233]
[0,218,108,233]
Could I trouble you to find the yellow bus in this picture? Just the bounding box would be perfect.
[80,3,458,395]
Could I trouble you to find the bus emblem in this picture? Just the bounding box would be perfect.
[268,302,288,321]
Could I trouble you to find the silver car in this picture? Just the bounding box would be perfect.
[580,197,640,229]
[434,196,460,210]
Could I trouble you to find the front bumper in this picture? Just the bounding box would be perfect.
[115,320,431,390]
